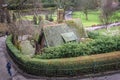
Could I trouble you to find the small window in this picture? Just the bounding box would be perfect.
[61,32,77,43]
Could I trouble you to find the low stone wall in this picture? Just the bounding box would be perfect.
[0,23,8,37]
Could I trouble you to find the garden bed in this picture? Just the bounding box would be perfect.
[6,35,120,76]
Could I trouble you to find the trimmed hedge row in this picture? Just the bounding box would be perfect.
[6,35,120,76]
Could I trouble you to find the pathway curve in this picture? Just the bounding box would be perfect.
[1,36,120,80]
[80,73,120,80]
[65,11,73,20]
[0,36,11,80]
[0,36,34,80]
[85,22,120,31]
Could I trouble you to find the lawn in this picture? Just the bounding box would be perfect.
[94,26,120,36]
[20,10,120,27]
[72,11,101,27]
[72,10,120,27]
[22,11,101,27]
[20,14,57,22]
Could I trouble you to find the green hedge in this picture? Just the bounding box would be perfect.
[42,3,56,8]
[6,35,120,76]
[8,4,33,10]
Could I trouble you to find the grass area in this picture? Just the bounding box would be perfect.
[94,26,120,36]
[21,10,120,27]
[95,26,120,32]
[72,11,101,27]
[21,15,33,20]
[72,10,120,27]
[22,11,101,27]
[20,14,57,22]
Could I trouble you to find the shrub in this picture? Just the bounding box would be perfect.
[8,4,33,10]
[35,43,92,59]
[35,35,120,59]
[42,3,56,8]
[87,31,102,39]
[87,37,118,54]
[48,17,54,22]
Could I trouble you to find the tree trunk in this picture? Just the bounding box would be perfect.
[0,0,4,23]
[13,34,18,46]
[35,41,39,54]
[0,10,5,23]
[83,8,88,21]
[85,12,88,20]
[6,9,11,23]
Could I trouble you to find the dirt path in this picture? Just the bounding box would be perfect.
[85,22,120,31]
[0,36,10,80]
[0,36,29,80]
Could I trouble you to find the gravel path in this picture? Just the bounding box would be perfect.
[0,36,29,80]
[0,36,11,80]
[85,22,120,31]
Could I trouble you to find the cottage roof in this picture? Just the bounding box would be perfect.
[43,19,87,47]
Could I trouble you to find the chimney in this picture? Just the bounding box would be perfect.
[57,8,64,23]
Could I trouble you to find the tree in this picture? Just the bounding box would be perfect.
[55,0,75,10]
[100,0,119,29]
[81,0,90,20]
[7,0,34,10]
[41,0,56,8]
[75,0,97,20]
[0,0,11,23]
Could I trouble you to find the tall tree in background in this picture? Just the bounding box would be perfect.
[80,0,90,20]
[100,0,119,29]
[0,0,11,23]
[55,0,75,10]
[75,0,97,20]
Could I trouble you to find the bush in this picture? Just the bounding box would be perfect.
[36,43,92,59]
[8,4,33,10]
[87,31,102,39]
[48,17,54,22]
[42,3,56,8]
[88,37,119,54]
[35,34,120,59]
[6,35,120,76]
